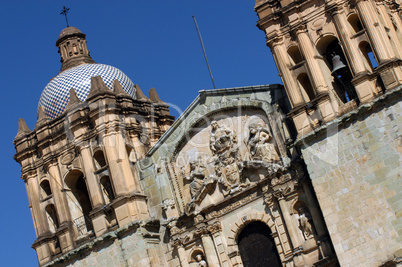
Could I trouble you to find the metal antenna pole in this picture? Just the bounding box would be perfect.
[192,15,216,89]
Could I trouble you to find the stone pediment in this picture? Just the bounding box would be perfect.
[145,85,293,216]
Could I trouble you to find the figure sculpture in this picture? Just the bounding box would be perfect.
[196,254,207,267]
[247,123,280,163]
[209,120,237,157]
[298,207,315,239]
[185,159,207,199]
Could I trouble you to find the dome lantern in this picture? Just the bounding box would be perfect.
[56,26,95,72]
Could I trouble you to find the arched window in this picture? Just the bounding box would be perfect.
[287,45,303,65]
[65,170,93,236]
[100,176,115,204]
[93,150,107,169]
[359,41,378,71]
[297,73,315,102]
[348,14,364,34]
[45,204,59,233]
[126,145,137,163]
[317,36,358,103]
[325,40,358,103]
[237,221,281,267]
[40,180,52,199]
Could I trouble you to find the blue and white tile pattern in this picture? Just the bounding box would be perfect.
[38,63,136,119]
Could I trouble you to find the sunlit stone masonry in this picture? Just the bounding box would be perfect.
[14,0,402,266]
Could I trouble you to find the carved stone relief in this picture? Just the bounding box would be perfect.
[172,111,288,215]
[247,123,280,163]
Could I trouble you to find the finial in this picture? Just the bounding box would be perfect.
[149,87,165,103]
[60,6,70,27]
[65,88,81,110]
[15,118,31,140]
[134,84,150,101]
[113,80,131,98]
[36,106,49,128]
[87,76,113,99]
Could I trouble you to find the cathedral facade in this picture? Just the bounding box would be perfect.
[14,1,401,266]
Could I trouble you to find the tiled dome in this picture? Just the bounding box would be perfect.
[38,63,135,119]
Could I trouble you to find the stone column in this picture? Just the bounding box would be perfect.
[200,229,220,267]
[173,239,189,267]
[79,144,104,208]
[296,27,329,94]
[356,0,394,62]
[103,131,137,196]
[276,193,304,249]
[332,8,367,74]
[48,163,71,224]
[131,133,147,161]
[376,1,402,58]
[389,6,402,39]
[271,39,305,107]
[26,172,48,236]
[208,222,229,266]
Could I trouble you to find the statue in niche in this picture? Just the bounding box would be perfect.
[298,207,316,239]
[195,254,207,267]
[247,123,280,163]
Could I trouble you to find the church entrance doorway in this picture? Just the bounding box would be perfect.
[237,221,281,267]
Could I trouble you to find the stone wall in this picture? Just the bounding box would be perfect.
[43,221,164,267]
[299,88,402,266]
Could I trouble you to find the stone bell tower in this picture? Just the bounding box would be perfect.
[255,0,402,136]
[14,26,174,266]
[255,1,402,266]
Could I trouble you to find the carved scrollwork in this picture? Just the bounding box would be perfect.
[161,198,175,211]
[172,237,183,248]
[194,226,209,237]
[207,221,222,234]
[60,152,75,165]
[263,193,275,207]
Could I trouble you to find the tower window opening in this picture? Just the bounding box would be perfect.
[126,145,137,163]
[100,176,115,204]
[325,40,358,103]
[297,73,315,102]
[348,14,364,34]
[40,180,52,199]
[368,51,378,69]
[287,46,303,65]
[65,171,93,236]
[93,150,107,169]
[360,42,378,71]
[45,204,59,233]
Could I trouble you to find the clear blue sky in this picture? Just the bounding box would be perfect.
[0,1,281,266]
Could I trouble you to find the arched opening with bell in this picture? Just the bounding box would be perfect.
[318,37,358,104]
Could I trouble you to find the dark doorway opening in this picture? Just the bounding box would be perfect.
[238,221,282,267]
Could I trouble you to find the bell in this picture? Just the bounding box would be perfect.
[331,53,347,74]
